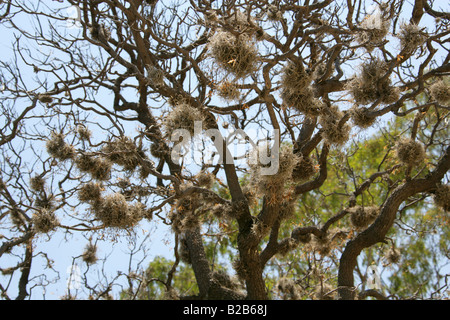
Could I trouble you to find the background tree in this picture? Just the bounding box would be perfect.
[0,0,449,300]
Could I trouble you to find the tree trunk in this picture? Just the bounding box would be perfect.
[237,228,268,300]
[184,227,212,298]
[16,240,32,300]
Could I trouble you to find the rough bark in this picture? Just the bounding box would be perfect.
[184,226,245,300]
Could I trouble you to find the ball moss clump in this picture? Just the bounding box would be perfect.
[434,184,450,212]
[165,103,206,139]
[89,23,111,41]
[92,193,142,228]
[356,11,390,51]
[102,136,145,172]
[93,193,128,227]
[271,146,300,180]
[385,246,401,265]
[32,209,59,233]
[281,60,312,91]
[75,153,112,181]
[78,182,103,202]
[76,125,92,141]
[429,80,450,105]
[129,201,148,221]
[279,200,296,221]
[349,206,379,230]
[175,195,199,213]
[251,220,270,239]
[319,105,351,145]
[211,203,234,220]
[179,210,201,232]
[242,185,257,206]
[280,60,323,116]
[33,194,55,210]
[92,158,113,181]
[195,171,215,189]
[30,175,46,192]
[395,138,426,167]
[398,23,427,54]
[267,4,284,22]
[311,233,333,256]
[146,65,165,86]
[46,132,76,161]
[38,94,53,104]
[277,277,301,300]
[292,155,316,182]
[281,86,324,117]
[249,145,300,200]
[208,30,258,78]
[347,58,399,105]
[9,208,25,229]
[216,81,240,101]
[349,106,376,129]
[75,154,95,172]
[82,242,98,265]
[278,238,299,256]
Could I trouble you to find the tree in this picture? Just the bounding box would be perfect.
[0,0,449,300]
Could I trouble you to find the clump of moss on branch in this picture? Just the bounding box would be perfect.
[347,58,399,105]
[280,60,324,116]
[349,106,376,129]
[76,125,92,141]
[429,79,450,105]
[349,206,380,230]
[292,156,316,182]
[384,246,402,265]
[164,102,206,139]
[434,184,450,212]
[91,193,146,228]
[82,242,98,265]
[276,277,302,300]
[32,209,59,234]
[29,175,46,192]
[75,154,112,181]
[395,138,426,167]
[46,132,76,161]
[216,81,240,101]
[248,145,300,202]
[195,171,215,189]
[397,23,427,55]
[356,9,390,51]
[102,136,146,172]
[319,105,351,145]
[78,182,103,202]
[208,30,259,78]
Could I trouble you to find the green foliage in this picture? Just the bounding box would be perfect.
[121,256,198,300]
